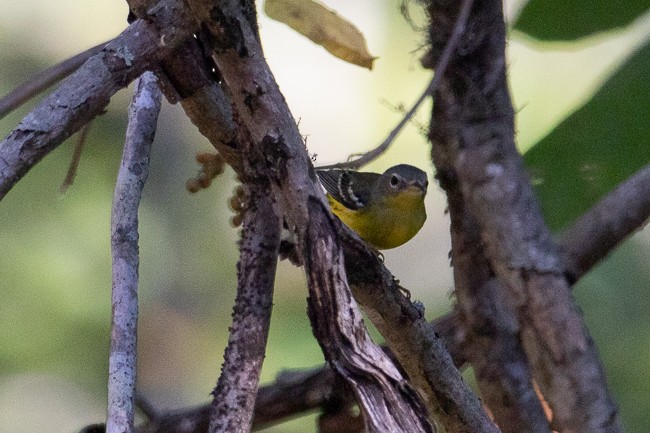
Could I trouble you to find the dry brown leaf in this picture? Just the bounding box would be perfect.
[264,0,376,70]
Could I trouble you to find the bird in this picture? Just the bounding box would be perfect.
[316,164,428,249]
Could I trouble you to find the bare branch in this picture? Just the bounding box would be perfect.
[433,122,550,432]
[253,368,352,429]
[60,121,93,193]
[208,183,281,433]
[426,0,623,431]
[445,211,550,433]
[158,36,241,169]
[108,71,161,433]
[318,0,474,171]
[0,0,196,200]
[560,163,650,282]
[303,201,435,433]
[135,368,356,433]
[421,1,550,430]
[0,40,109,120]
[172,0,501,430]
[182,1,437,431]
[340,225,499,433]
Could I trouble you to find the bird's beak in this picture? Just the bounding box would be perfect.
[409,179,428,192]
[405,179,427,196]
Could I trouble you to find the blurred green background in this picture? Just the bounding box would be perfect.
[0,0,649,432]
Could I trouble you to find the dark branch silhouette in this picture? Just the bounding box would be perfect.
[317,0,475,171]
[426,0,623,431]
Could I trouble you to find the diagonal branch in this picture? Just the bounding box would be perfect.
[341,223,500,433]
[0,0,195,200]
[183,1,436,431]
[559,162,650,282]
[303,200,435,432]
[108,71,161,433]
[0,40,110,120]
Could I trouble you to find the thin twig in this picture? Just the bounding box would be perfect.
[317,0,474,171]
[107,72,161,433]
[135,368,353,433]
[0,41,109,120]
[135,391,160,421]
[60,120,93,193]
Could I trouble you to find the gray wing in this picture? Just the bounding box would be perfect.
[316,169,379,210]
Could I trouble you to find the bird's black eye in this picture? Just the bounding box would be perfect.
[390,174,400,187]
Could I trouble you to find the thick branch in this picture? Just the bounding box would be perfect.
[108,72,161,433]
[437,157,549,432]
[426,1,623,432]
[208,183,281,433]
[0,0,195,200]
[158,36,241,170]
[425,0,549,430]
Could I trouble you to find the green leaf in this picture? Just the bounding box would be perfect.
[524,41,650,231]
[514,0,650,40]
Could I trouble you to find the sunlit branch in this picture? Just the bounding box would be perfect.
[108,72,161,433]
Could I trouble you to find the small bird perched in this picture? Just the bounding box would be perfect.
[316,164,428,249]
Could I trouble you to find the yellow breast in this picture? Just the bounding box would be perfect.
[327,191,426,250]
